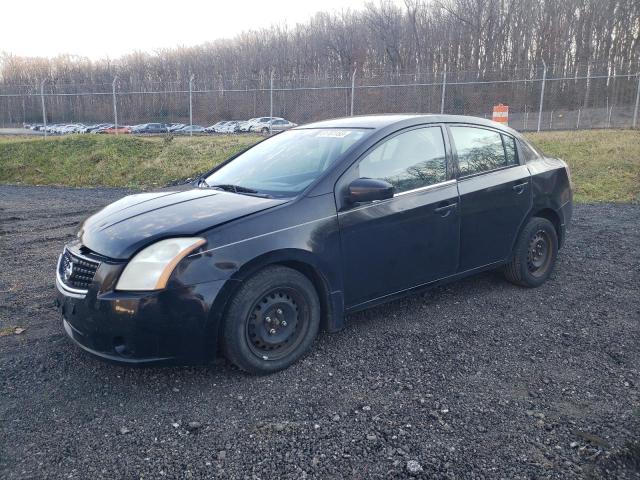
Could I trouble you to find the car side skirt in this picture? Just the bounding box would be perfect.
[345,260,505,314]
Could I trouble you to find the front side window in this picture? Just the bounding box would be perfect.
[357,127,447,194]
[450,126,508,176]
[205,129,368,196]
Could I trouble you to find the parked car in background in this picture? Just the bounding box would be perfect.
[249,117,297,133]
[238,119,259,132]
[247,117,280,133]
[205,121,226,133]
[55,114,572,374]
[99,126,132,134]
[132,123,169,134]
[168,123,186,132]
[236,120,250,132]
[270,118,297,133]
[213,121,232,133]
[218,121,241,133]
[174,125,205,134]
[67,124,88,134]
[90,124,114,133]
[87,123,112,133]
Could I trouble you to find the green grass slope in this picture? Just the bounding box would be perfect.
[1,129,638,203]
[0,134,261,188]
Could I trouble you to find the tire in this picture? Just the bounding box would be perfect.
[261,127,269,134]
[504,217,558,287]
[222,266,320,374]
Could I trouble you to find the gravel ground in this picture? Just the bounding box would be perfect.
[0,184,638,479]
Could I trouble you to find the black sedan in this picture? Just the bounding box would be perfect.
[55,115,573,373]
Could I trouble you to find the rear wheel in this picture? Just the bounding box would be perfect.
[504,217,558,287]
[261,127,269,134]
[222,266,320,374]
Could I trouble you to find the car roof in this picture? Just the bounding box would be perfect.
[297,114,521,136]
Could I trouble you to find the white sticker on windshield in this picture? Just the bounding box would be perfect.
[316,130,352,138]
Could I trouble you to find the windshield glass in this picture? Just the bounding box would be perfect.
[205,128,368,196]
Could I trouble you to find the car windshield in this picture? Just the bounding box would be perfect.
[205,128,368,197]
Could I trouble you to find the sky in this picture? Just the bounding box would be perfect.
[2,0,397,60]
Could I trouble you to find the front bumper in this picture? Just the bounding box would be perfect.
[56,275,229,365]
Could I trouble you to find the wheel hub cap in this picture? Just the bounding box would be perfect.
[527,229,551,274]
[247,290,300,357]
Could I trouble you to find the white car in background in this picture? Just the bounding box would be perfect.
[245,117,282,133]
[238,118,260,132]
[205,121,226,133]
[249,117,297,133]
[219,121,241,133]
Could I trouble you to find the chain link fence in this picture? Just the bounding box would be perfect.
[1,64,638,133]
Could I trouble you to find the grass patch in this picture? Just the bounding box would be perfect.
[526,130,639,203]
[0,134,262,189]
[0,130,638,202]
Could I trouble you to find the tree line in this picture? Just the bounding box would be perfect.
[0,0,638,125]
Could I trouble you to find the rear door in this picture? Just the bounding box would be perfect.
[447,125,531,271]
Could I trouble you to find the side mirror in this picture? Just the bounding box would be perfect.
[347,177,394,203]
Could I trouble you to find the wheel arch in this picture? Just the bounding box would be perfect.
[209,249,340,354]
[530,207,562,248]
[507,205,564,265]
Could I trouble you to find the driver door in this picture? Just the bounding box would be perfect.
[336,126,460,307]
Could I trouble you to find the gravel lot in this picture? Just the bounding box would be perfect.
[1,184,638,479]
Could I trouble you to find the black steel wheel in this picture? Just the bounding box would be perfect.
[222,266,320,374]
[504,217,558,287]
[246,287,307,361]
[527,229,553,277]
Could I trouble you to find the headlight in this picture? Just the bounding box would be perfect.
[116,237,205,291]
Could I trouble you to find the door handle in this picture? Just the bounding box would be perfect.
[434,202,457,217]
[512,181,528,194]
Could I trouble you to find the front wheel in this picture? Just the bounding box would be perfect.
[222,266,320,374]
[504,217,558,287]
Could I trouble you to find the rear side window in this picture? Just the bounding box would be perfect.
[519,140,542,162]
[450,126,508,176]
[502,134,518,165]
[358,126,447,193]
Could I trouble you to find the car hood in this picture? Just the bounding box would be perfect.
[80,188,287,259]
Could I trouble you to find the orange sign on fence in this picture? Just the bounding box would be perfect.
[492,104,509,125]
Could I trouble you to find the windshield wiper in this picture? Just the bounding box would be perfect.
[206,183,273,198]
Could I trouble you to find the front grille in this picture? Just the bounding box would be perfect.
[58,248,100,290]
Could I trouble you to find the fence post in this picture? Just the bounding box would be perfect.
[537,60,547,132]
[633,72,640,128]
[189,74,194,137]
[576,108,581,129]
[112,76,118,134]
[269,71,274,135]
[40,79,47,138]
[350,66,357,116]
[440,64,447,114]
[607,106,613,128]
